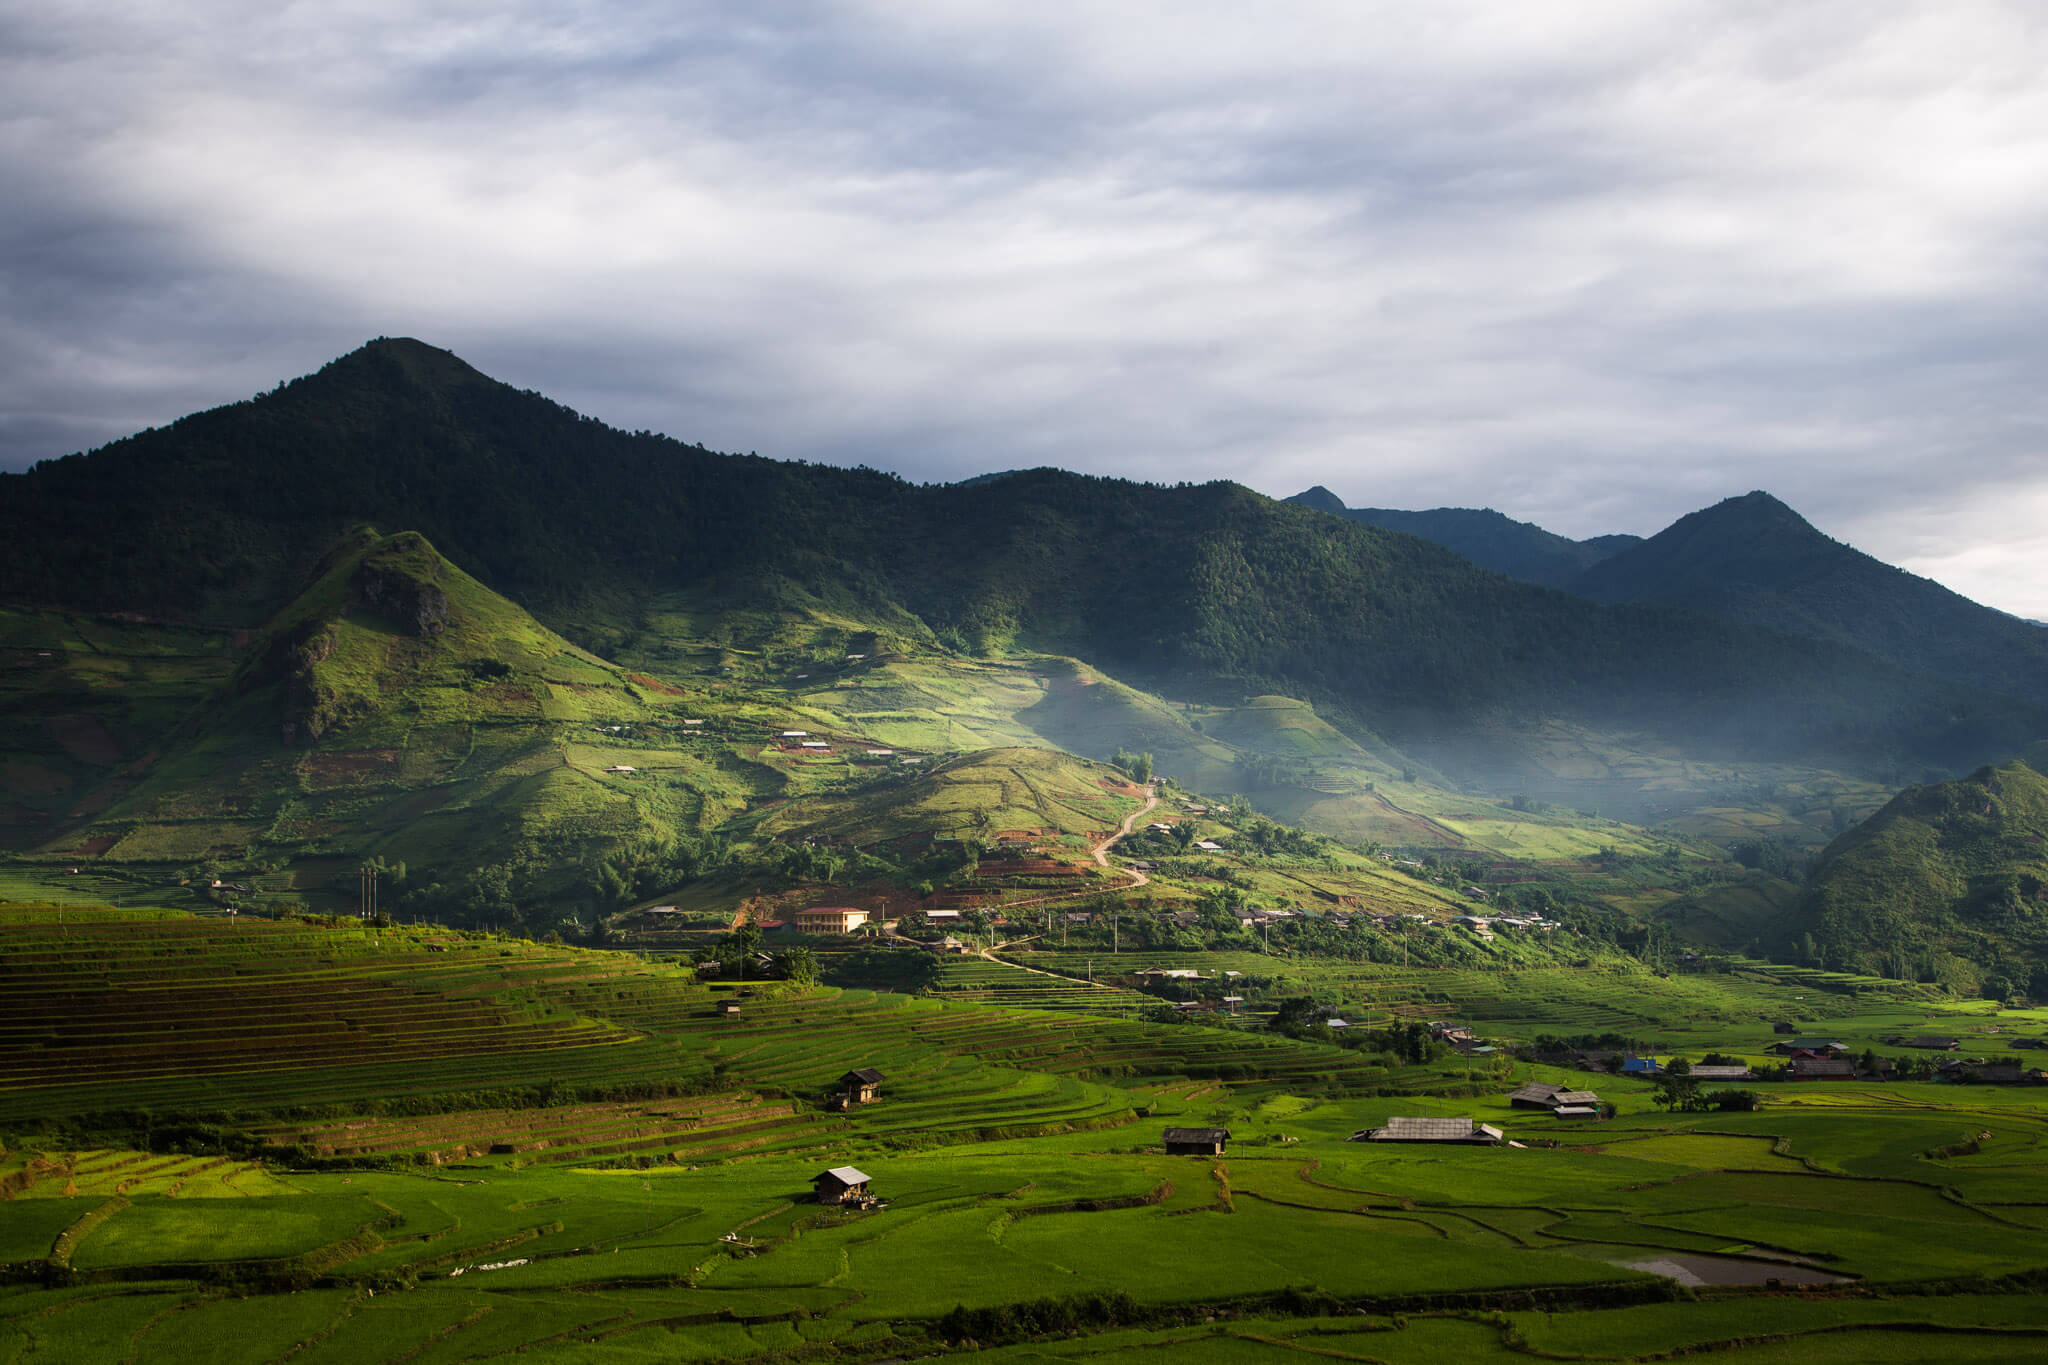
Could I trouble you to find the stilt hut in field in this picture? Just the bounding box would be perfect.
[834,1067,885,1108]
[812,1166,875,1206]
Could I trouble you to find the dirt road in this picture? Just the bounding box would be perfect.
[1093,786,1159,886]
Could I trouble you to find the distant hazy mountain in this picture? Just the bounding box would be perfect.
[1572,491,2048,710]
[1284,487,1639,590]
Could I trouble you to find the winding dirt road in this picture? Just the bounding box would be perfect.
[1093,785,1159,886]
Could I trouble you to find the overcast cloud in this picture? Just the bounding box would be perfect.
[4,1,2046,613]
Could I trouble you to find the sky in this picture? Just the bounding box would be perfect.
[5,2,2047,616]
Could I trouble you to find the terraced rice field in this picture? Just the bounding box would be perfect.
[926,956,1160,1013]
[0,908,1409,1152]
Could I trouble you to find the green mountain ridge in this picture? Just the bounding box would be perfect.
[1802,755,2048,993]
[2,339,2036,786]
[1284,486,1640,589]
[1573,491,2048,710]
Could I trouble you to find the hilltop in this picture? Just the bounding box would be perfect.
[1800,757,2048,993]
[1285,487,1639,589]
[1574,491,2048,709]
[26,530,714,911]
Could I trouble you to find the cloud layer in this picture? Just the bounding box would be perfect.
[5,2,2046,613]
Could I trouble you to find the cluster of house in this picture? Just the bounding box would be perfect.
[1449,913,1559,940]
[1772,1035,2044,1084]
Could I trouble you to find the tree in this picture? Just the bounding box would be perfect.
[1650,1073,1706,1113]
[773,946,819,986]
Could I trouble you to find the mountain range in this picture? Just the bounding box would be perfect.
[5,339,2037,779]
[1289,486,2048,712]
[4,337,2046,969]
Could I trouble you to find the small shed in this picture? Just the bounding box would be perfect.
[1163,1127,1230,1156]
[1688,1065,1755,1081]
[716,1000,742,1017]
[840,1067,886,1105]
[812,1166,874,1206]
[1553,1105,1601,1120]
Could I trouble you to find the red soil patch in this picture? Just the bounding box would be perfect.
[627,671,687,696]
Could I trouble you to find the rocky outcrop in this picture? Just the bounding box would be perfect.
[352,561,448,636]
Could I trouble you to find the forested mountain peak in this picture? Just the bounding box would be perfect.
[1571,490,2048,709]
[1282,489,1639,590]
[1573,490,1834,595]
[1286,485,1347,514]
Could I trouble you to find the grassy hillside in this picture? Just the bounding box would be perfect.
[8,531,772,913]
[1802,759,2048,993]
[753,747,1145,846]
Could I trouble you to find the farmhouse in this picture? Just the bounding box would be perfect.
[1788,1057,1856,1081]
[1904,1036,1962,1050]
[1509,1082,1568,1108]
[1195,840,1224,852]
[1688,1065,1756,1081]
[1354,1117,1503,1145]
[1162,1127,1230,1155]
[1553,1105,1601,1120]
[1776,1038,1849,1055]
[838,1067,885,1105]
[1621,1057,1659,1075]
[796,906,869,933]
[1508,1082,1600,1111]
[812,1166,875,1207]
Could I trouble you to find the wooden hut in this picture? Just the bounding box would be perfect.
[839,1067,885,1105]
[812,1166,874,1206]
[1162,1127,1230,1156]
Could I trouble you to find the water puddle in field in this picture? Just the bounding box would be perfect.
[1619,1253,1850,1287]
